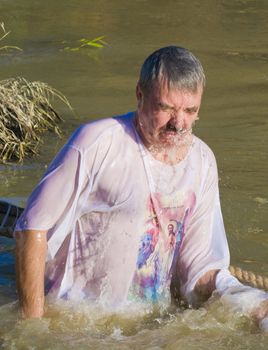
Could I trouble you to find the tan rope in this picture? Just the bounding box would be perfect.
[229,265,268,291]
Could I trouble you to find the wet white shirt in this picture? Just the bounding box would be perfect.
[16,112,231,308]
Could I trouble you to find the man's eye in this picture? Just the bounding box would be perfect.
[186,109,198,115]
[162,107,170,112]
[158,103,170,112]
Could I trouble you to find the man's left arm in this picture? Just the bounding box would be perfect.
[177,147,268,331]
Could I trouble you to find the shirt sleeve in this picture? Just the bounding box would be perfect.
[15,143,87,232]
[216,269,268,320]
[177,150,230,302]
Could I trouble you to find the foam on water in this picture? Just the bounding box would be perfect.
[0,294,267,350]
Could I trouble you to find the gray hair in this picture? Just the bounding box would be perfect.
[138,46,205,94]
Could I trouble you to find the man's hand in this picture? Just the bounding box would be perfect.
[15,230,47,318]
[193,269,220,304]
[251,299,268,321]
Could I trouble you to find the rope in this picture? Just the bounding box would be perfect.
[229,265,268,292]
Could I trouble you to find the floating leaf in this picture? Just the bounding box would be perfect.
[254,197,268,205]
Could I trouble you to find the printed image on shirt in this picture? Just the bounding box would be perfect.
[129,190,196,302]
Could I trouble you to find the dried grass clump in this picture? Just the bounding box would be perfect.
[0,77,72,163]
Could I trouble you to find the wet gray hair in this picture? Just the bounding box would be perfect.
[138,46,205,94]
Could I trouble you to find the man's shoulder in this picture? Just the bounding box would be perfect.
[67,112,134,152]
[192,136,217,164]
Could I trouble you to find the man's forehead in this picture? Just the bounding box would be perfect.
[149,81,203,98]
[151,88,203,114]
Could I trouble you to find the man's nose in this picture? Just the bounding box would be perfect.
[170,110,185,128]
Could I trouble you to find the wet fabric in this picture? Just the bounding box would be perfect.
[16,112,230,308]
[216,268,268,331]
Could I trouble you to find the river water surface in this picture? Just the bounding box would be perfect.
[0,0,268,349]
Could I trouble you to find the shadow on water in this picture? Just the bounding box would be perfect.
[0,237,16,306]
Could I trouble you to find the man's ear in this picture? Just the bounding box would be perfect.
[136,84,143,107]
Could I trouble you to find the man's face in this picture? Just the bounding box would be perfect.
[136,82,202,149]
[168,224,174,234]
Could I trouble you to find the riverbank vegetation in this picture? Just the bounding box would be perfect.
[0,23,105,163]
[0,77,72,163]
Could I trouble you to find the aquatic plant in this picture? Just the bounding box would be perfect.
[0,77,72,163]
[62,36,107,53]
[0,22,22,54]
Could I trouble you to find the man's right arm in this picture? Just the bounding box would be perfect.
[15,230,47,318]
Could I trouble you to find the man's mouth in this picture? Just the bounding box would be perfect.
[166,124,177,133]
[164,123,187,135]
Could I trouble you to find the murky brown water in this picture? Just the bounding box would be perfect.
[0,0,268,348]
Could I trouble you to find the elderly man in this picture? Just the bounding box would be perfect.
[15,46,268,329]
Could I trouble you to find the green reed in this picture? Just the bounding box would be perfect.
[62,36,107,52]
